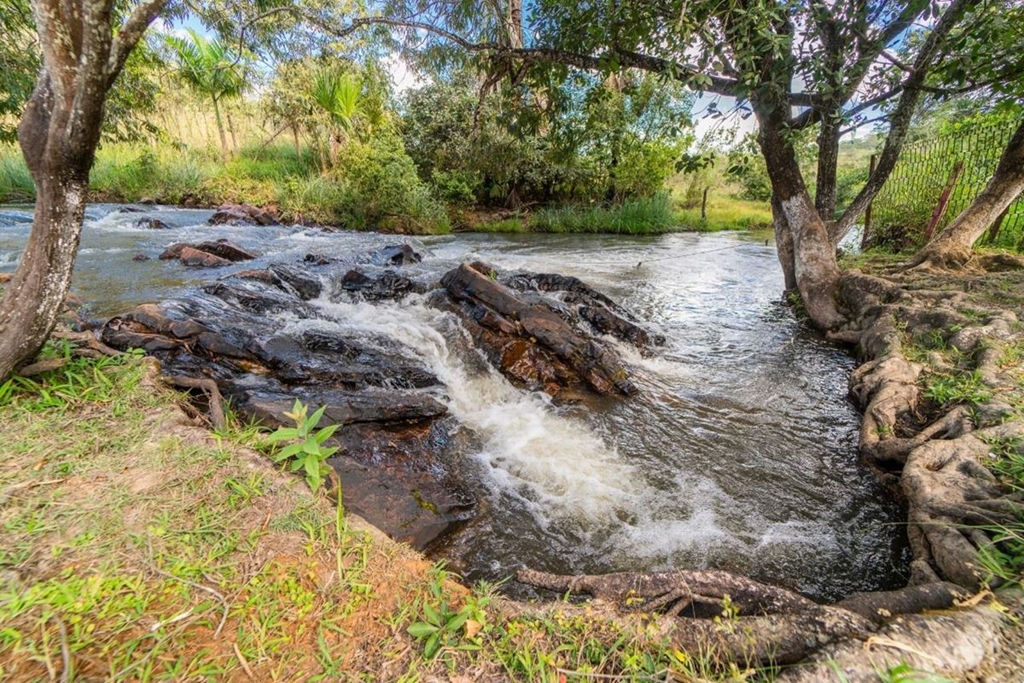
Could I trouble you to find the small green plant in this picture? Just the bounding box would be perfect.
[407,565,490,661]
[266,400,339,492]
[922,370,992,406]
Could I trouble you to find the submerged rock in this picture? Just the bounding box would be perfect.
[135,217,171,230]
[372,243,423,267]
[338,269,424,301]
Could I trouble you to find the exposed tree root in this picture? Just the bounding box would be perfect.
[777,598,1006,682]
[160,375,228,433]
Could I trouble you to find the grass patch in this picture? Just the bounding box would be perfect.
[921,370,992,407]
[528,194,677,234]
[672,195,773,232]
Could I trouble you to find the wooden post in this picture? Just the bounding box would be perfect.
[924,160,964,241]
[700,187,709,221]
[985,206,1010,245]
[861,154,877,250]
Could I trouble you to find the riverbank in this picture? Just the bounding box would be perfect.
[0,144,771,236]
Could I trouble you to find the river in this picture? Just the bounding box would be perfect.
[0,204,909,601]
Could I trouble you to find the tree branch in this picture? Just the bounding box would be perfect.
[108,0,172,84]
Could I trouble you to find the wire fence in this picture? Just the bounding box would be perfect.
[867,120,1024,251]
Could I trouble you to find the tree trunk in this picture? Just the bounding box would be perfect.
[0,0,168,382]
[815,115,840,224]
[911,118,1024,269]
[212,96,229,160]
[771,194,798,292]
[757,106,844,329]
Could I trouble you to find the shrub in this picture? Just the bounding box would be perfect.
[335,136,448,233]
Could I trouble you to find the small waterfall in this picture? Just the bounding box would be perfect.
[294,296,642,534]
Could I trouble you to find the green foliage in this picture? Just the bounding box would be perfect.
[407,566,491,661]
[922,370,992,407]
[266,400,339,492]
[402,69,693,208]
[334,135,449,233]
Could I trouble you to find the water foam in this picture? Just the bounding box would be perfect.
[286,295,641,530]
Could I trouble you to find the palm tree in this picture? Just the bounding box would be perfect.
[164,29,246,159]
[310,68,363,169]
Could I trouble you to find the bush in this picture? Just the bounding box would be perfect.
[335,136,448,233]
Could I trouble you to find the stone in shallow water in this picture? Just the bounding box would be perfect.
[438,262,643,397]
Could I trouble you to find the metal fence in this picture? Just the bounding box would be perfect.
[867,121,1024,250]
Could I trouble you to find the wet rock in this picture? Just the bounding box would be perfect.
[132,254,150,261]
[440,263,645,396]
[505,272,665,347]
[101,282,473,549]
[304,253,336,266]
[209,203,278,226]
[226,264,321,301]
[115,205,145,214]
[135,217,171,230]
[159,239,255,267]
[372,244,423,267]
[339,269,424,301]
[269,263,321,300]
[180,246,233,268]
[193,239,256,262]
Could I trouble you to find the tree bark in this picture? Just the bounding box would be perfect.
[911,118,1024,269]
[0,0,168,381]
[756,105,844,329]
[815,116,840,223]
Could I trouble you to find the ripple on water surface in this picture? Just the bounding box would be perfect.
[0,209,909,600]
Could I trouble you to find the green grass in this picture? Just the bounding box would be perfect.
[0,149,34,203]
[475,193,774,235]
[528,195,677,234]
[672,195,774,232]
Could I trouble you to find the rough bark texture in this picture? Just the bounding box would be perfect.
[0,0,168,381]
[911,118,1024,270]
[756,105,844,329]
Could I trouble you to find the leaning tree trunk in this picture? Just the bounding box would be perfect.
[757,105,845,329]
[911,118,1024,269]
[0,0,168,381]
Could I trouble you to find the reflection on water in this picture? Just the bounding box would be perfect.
[0,206,908,600]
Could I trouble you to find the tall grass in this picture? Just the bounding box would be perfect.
[0,146,35,203]
[528,194,677,234]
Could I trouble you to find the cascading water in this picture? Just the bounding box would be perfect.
[0,205,909,601]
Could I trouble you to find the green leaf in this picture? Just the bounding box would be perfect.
[422,602,442,627]
[424,631,441,659]
[406,622,438,639]
[266,427,299,443]
[314,424,339,443]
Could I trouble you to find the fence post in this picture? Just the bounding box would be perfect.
[985,206,1010,245]
[861,154,877,250]
[924,160,965,241]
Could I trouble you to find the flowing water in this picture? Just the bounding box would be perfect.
[0,205,909,601]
